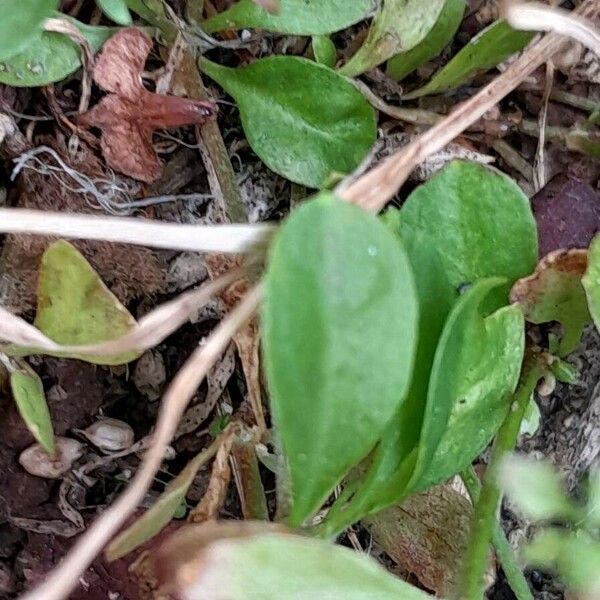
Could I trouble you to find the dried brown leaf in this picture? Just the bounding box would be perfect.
[510,248,589,355]
[364,482,474,596]
[78,28,216,182]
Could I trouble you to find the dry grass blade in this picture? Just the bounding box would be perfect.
[0,306,62,350]
[0,208,273,253]
[19,284,263,600]
[338,0,598,212]
[0,274,238,357]
[504,1,600,58]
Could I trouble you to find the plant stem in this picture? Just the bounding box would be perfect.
[461,466,534,600]
[457,352,545,600]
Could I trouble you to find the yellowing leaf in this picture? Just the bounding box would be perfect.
[34,240,138,365]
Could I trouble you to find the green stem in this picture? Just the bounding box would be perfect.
[457,352,545,600]
[461,467,534,600]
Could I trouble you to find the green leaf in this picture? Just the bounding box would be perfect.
[96,0,132,25]
[386,0,465,81]
[512,250,590,356]
[520,397,541,436]
[263,193,419,526]
[312,35,337,68]
[106,446,215,560]
[163,530,434,600]
[10,363,54,455]
[328,162,536,526]
[404,20,534,99]
[0,0,58,61]
[499,456,580,522]
[408,279,524,492]
[583,235,600,334]
[339,0,445,77]
[524,529,600,598]
[203,0,372,36]
[33,240,137,365]
[200,56,376,188]
[0,19,115,87]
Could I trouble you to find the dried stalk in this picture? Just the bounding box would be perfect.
[0,208,272,253]
[19,285,263,600]
[504,1,600,58]
[0,273,238,358]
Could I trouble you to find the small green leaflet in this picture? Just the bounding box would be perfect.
[263,193,419,526]
[167,531,434,600]
[106,446,215,560]
[0,0,57,61]
[203,0,372,36]
[10,362,54,455]
[200,56,376,188]
[404,20,534,98]
[583,235,600,334]
[408,278,524,493]
[33,240,137,365]
[312,35,337,68]
[96,0,132,25]
[0,19,115,87]
[387,0,465,81]
[339,0,445,77]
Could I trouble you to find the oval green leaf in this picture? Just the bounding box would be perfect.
[164,530,434,600]
[263,193,419,526]
[0,19,115,87]
[339,0,445,77]
[0,0,58,61]
[10,363,54,455]
[408,279,524,492]
[386,0,465,81]
[33,240,138,365]
[200,56,376,188]
[404,20,534,99]
[312,35,337,68]
[203,0,372,36]
[96,0,132,25]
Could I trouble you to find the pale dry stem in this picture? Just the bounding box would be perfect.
[0,208,273,253]
[0,273,238,358]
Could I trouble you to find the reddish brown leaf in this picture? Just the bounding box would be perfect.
[78,28,216,182]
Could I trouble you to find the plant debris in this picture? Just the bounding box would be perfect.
[78,28,216,182]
